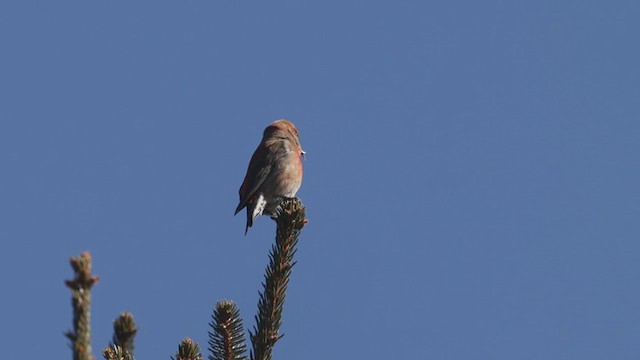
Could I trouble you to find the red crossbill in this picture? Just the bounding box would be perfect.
[235,119,305,234]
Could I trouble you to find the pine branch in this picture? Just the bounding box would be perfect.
[65,251,99,360]
[209,300,247,360]
[102,345,134,360]
[250,198,307,360]
[173,338,204,360]
[110,312,138,357]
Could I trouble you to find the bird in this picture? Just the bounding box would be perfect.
[235,119,305,234]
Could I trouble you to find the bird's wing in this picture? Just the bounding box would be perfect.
[234,147,274,214]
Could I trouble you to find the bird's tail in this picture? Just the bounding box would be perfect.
[244,208,253,235]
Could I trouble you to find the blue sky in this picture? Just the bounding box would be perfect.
[1,1,639,359]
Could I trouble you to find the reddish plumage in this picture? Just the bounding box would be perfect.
[235,119,305,234]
